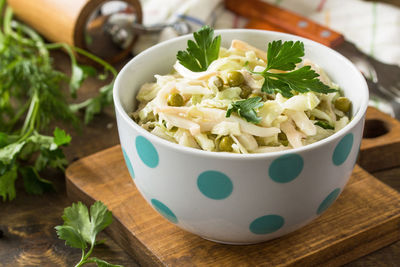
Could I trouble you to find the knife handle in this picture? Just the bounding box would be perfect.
[245,19,286,32]
[225,0,344,48]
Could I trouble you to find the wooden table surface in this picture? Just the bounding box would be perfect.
[1,40,400,267]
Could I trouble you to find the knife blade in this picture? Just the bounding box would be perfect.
[224,0,400,118]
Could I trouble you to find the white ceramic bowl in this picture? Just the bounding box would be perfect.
[113,29,368,244]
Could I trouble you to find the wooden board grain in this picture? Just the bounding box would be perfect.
[65,145,400,267]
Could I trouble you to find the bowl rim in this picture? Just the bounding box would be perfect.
[113,29,369,160]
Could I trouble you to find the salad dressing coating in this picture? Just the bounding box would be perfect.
[132,39,351,154]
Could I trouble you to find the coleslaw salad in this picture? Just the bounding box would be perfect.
[131,38,352,154]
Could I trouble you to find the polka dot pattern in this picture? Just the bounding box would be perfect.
[332,133,354,166]
[250,215,285,235]
[269,154,304,183]
[122,148,134,179]
[317,188,341,215]
[151,199,178,223]
[136,135,159,168]
[126,125,357,242]
[197,171,233,200]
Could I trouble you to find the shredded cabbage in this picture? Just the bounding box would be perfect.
[132,40,351,153]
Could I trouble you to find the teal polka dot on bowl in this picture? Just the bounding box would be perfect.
[250,214,285,235]
[122,148,134,179]
[151,198,178,223]
[136,135,159,168]
[269,154,304,183]
[332,133,353,166]
[317,188,341,215]
[197,170,233,200]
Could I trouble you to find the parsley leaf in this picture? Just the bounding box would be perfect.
[0,165,17,201]
[0,142,26,165]
[55,201,120,267]
[262,66,337,97]
[56,225,87,249]
[177,25,221,72]
[256,40,337,97]
[266,40,304,71]
[226,97,263,123]
[54,127,72,146]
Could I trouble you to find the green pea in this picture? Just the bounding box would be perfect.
[167,93,184,107]
[278,132,287,140]
[281,140,289,146]
[219,136,234,152]
[240,85,252,98]
[211,76,224,91]
[227,71,244,87]
[334,97,351,113]
[278,133,288,146]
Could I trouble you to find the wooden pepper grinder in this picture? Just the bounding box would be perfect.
[8,0,143,63]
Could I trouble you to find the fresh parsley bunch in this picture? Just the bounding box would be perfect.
[55,201,122,267]
[0,1,117,201]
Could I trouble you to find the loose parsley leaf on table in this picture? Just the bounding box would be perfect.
[254,40,337,98]
[226,97,264,124]
[55,201,122,267]
[177,25,221,72]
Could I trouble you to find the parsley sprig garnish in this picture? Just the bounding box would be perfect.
[226,97,263,124]
[55,201,122,267]
[177,26,221,72]
[254,40,337,98]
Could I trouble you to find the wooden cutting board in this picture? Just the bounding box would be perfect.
[65,107,400,266]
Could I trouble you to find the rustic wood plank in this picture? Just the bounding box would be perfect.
[2,26,400,266]
[65,145,400,267]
